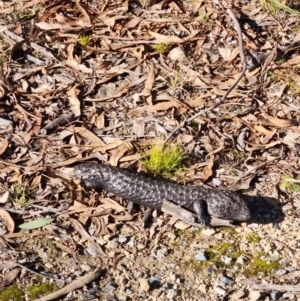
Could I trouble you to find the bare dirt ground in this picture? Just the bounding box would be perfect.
[1,0,300,300]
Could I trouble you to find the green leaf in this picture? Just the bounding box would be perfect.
[19,218,54,229]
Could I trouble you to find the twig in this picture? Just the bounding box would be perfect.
[40,113,77,135]
[162,199,233,227]
[239,278,300,292]
[32,267,102,301]
[164,9,247,145]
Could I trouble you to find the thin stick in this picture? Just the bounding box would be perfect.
[32,267,102,301]
[164,9,247,144]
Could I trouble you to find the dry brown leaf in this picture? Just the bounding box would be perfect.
[72,127,106,147]
[67,84,81,117]
[35,22,72,30]
[0,191,9,204]
[123,17,142,30]
[65,60,93,74]
[109,141,133,166]
[218,47,232,61]
[202,155,214,181]
[226,46,240,63]
[143,61,155,105]
[146,101,178,113]
[0,86,5,99]
[0,137,8,155]
[119,153,142,162]
[75,0,91,23]
[132,119,145,138]
[280,55,300,67]
[259,113,297,128]
[100,198,127,212]
[93,140,126,153]
[253,124,275,135]
[0,208,15,233]
[0,268,21,288]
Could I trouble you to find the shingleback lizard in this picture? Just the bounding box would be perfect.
[74,162,251,226]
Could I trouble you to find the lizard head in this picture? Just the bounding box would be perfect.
[207,189,252,221]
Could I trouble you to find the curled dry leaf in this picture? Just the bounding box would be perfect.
[0,208,15,234]
[67,84,81,117]
[0,191,9,204]
[0,86,5,99]
[0,137,8,155]
[143,61,155,105]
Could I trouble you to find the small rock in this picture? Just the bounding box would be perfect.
[138,290,146,297]
[275,269,287,276]
[167,232,176,240]
[80,264,92,272]
[212,178,221,186]
[161,283,173,291]
[117,295,128,301]
[134,271,143,279]
[104,283,116,293]
[139,278,150,292]
[282,293,295,299]
[232,289,246,300]
[249,289,261,301]
[118,234,128,243]
[166,289,177,299]
[167,263,176,269]
[279,258,289,265]
[137,243,146,250]
[195,250,208,261]
[206,265,213,274]
[106,239,118,249]
[270,291,282,300]
[181,240,189,246]
[79,294,95,300]
[125,288,133,295]
[149,274,161,288]
[156,248,167,261]
[127,238,136,248]
[236,255,248,265]
[220,255,232,265]
[220,275,233,285]
[168,47,186,62]
[202,228,216,236]
[214,286,226,295]
[86,246,101,257]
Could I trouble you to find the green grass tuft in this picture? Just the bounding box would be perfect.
[142,143,186,178]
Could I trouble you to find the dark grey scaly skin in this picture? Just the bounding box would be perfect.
[74,162,251,226]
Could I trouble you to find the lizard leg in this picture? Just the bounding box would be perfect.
[193,200,210,227]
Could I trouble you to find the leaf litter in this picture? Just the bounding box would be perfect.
[1,0,300,299]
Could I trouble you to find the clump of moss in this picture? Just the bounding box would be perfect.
[28,283,58,299]
[206,242,243,263]
[0,285,25,301]
[142,143,186,178]
[151,43,170,53]
[279,174,300,192]
[246,233,261,243]
[245,258,280,276]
